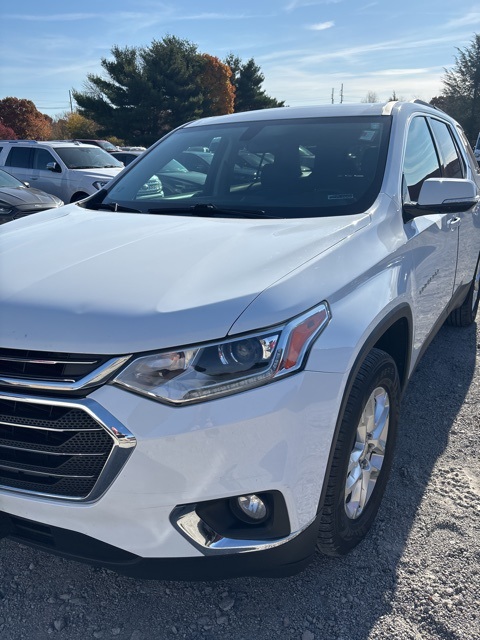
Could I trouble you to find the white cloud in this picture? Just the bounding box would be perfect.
[4,13,102,21]
[176,13,251,20]
[444,11,480,28]
[257,33,464,67]
[308,21,335,31]
[262,64,444,106]
[369,68,431,77]
[285,0,341,12]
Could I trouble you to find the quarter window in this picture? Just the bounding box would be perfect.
[403,117,441,202]
[429,119,464,178]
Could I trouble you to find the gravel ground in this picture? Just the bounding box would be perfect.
[0,322,479,640]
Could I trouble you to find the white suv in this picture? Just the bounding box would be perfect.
[0,101,479,580]
[0,140,123,203]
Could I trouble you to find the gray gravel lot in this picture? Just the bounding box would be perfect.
[1,322,479,640]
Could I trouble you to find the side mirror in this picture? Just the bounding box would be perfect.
[46,161,62,173]
[23,181,30,188]
[403,178,479,220]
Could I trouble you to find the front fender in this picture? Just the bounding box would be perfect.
[306,261,413,379]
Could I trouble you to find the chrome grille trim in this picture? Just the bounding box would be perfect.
[0,355,131,392]
[0,442,106,456]
[0,392,136,502]
[0,419,101,432]
[0,464,95,479]
[0,356,98,365]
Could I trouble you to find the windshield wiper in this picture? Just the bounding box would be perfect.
[147,203,273,219]
[84,202,142,213]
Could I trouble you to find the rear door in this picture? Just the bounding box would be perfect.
[447,124,480,289]
[3,147,34,184]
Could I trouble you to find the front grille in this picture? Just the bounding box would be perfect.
[0,348,111,382]
[0,397,115,499]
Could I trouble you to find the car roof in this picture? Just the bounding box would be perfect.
[184,100,452,128]
[1,140,98,149]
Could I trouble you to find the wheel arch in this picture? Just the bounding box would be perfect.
[372,311,411,393]
[70,191,89,203]
[316,303,412,516]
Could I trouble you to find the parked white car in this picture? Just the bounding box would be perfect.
[0,101,479,580]
[0,140,123,203]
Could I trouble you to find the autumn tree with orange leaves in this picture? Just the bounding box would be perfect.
[0,97,52,140]
[200,54,235,116]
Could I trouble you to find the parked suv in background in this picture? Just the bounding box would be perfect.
[0,140,123,203]
[0,101,479,580]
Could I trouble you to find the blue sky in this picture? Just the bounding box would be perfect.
[1,0,479,119]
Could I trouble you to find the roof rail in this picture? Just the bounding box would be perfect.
[382,101,397,115]
[411,99,445,114]
[1,139,91,146]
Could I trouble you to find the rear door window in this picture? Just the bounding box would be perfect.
[428,119,464,178]
[5,147,33,169]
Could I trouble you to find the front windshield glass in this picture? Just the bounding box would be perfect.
[92,116,391,218]
[56,147,123,169]
[99,141,119,152]
[0,169,24,188]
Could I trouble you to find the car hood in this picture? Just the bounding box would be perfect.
[73,167,122,180]
[0,186,59,205]
[0,205,370,353]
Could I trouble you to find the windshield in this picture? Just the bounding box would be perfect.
[98,141,119,152]
[89,116,391,218]
[56,147,123,169]
[0,169,25,188]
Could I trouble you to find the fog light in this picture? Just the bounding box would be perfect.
[237,494,267,521]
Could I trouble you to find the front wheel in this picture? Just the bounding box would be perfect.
[70,192,89,203]
[317,348,400,556]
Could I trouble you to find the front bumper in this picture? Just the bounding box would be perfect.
[0,511,321,580]
[0,370,345,579]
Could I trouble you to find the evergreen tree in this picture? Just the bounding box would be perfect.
[72,38,284,146]
[225,54,285,112]
[435,34,480,143]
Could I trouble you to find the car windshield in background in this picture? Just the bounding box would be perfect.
[56,147,123,169]
[90,116,391,218]
[0,169,26,188]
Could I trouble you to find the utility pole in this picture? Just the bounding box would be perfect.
[331,88,335,104]
[69,91,74,113]
[340,83,344,104]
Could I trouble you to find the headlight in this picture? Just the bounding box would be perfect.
[0,200,13,213]
[113,303,330,405]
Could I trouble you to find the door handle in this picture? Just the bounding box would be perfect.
[447,216,461,229]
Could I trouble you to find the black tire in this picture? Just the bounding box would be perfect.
[446,256,480,327]
[317,348,400,556]
[70,192,89,203]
